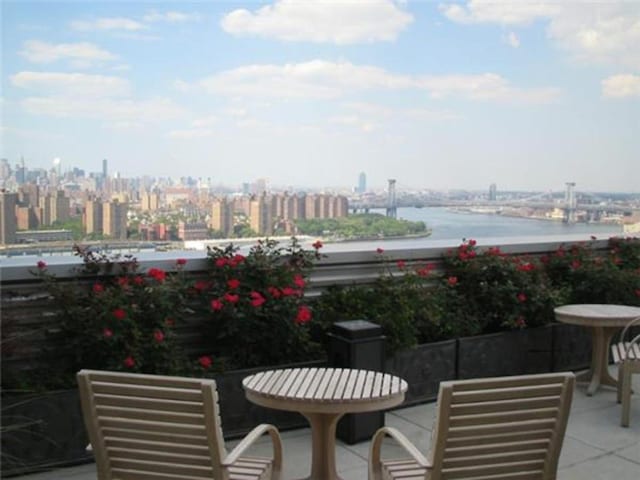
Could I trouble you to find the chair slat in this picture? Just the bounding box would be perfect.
[97,405,204,425]
[449,407,559,427]
[444,438,550,458]
[92,382,203,402]
[451,384,563,404]
[450,396,560,416]
[94,393,204,413]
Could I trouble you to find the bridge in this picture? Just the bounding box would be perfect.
[350,182,637,224]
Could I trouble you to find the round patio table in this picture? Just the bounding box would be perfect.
[554,304,640,396]
[243,367,407,480]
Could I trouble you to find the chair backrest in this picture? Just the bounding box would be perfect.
[427,372,575,480]
[77,369,227,480]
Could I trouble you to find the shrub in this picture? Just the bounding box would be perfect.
[542,237,640,305]
[441,240,560,332]
[196,237,324,368]
[31,246,194,389]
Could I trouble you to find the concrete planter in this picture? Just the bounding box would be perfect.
[551,323,592,372]
[385,339,456,404]
[457,326,554,379]
[0,360,325,478]
[1,389,91,478]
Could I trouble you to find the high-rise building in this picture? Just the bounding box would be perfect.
[141,192,160,211]
[358,172,367,193]
[0,191,17,245]
[177,221,208,241]
[16,206,39,230]
[210,197,234,237]
[103,199,127,239]
[249,194,272,235]
[51,190,70,223]
[489,183,497,201]
[102,159,108,179]
[85,199,103,235]
[304,194,320,219]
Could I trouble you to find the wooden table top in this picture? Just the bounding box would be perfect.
[243,367,408,414]
[554,304,640,327]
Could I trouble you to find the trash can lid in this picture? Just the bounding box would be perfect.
[331,320,383,339]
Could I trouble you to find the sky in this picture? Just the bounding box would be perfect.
[1,0,639,192]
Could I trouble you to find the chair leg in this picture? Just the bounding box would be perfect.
[617,364,623,404]
[620,364,632,427]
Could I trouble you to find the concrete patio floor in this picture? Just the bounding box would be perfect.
[13,370,640,480]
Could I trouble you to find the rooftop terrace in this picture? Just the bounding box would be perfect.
[12,369,640,480]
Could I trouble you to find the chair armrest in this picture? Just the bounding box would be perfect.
[369,426,431,480]
[625,333,640,358]
[223,423,283,478]
[620,316,640,343]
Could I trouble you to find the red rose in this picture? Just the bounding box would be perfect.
[468,239,477,247]
[231,254,246,265]
[293,274,305,288]
[268,286,281,298]
[516,316,527,328]
[376,247,384,254]
[113,308,127,320]
[103,328,113,338]
[312,240,323,249]
[176,258,187,265]
[123,356,135,368]
[37,260,47,270]
[224,293,239,303]
[215,258,228,267]
[517,292,527,303]
[396,260,406,269]
[194,280,210,292]
[93,283,104,293]
[227,278,240,289]
[211,299,224,311]
[295,305,312,325]
[447,276,458,287]
[250,291,266,307]
[148,268,166,282]
[117,277,129,287]
[133,275,144,285]
[153,330,165,343]
[281,287,296,297]
[571,260,581,270]
[199,355,212,369]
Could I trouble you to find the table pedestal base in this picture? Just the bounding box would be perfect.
[584,326,619,396]
[299,412,345,480]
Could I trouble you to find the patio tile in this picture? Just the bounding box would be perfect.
[558,436,609,468]
[615,443,640,464]
[558,452,640,480]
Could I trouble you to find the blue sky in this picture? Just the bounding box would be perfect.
[1,1,639,192]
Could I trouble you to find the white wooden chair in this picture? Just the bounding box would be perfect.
[369,372,575,480]
[77,369,282,480]
[611,316,640,427]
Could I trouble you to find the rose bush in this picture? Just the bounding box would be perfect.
[197,237,324,368]
[32,246,197,388]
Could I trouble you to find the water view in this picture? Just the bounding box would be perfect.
[321,207,624,253]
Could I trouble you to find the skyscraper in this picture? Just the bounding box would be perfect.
[358,172,367,193]
[103,199,127,239]
[0,191,17,245]
[210,197,234,237]
[102,159,108,179]
[489,183,497,201]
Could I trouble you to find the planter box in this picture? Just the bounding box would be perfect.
[457,326,553,379]
[551,323,592,372]
[1,389,91,478]
[0,360,325,478]
[385,339,456,404]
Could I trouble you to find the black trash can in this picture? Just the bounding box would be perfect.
[328,320,386,444]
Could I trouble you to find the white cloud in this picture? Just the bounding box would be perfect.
[329,115,378,132]
[71,17,147,32]
[197,60,559,104]
[169,128,215,139]
[11,71,185,126]
[504,31,520,48]
[143,11,201,23]
[440,0,560,25]
[11,71,130,97]
[441,1,640,69]
[221,0,413,44]
[21,96,185,123]
[602,74,640,98]
[19,40,117,66]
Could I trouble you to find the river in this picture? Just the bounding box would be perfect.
[320,207,624,253]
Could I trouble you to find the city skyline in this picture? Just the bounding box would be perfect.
[2,1,639,192]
